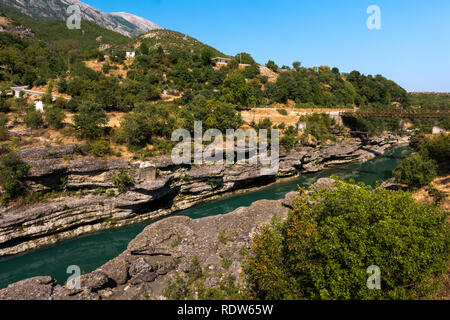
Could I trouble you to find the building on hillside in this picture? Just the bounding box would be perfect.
[125,51,136,58]
[298,122,307,131]
[213,57,232,65]
[138,162,156,182]
[432,126,444,134]
[213,57,251,69]
[34,100,44,112]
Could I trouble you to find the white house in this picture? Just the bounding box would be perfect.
[34,100,44,112]
[213,57,231,65]
[432,126,444,135]
[125,51,136,58]
[298,122,307,131]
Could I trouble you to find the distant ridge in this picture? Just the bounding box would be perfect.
[0,0,163,37]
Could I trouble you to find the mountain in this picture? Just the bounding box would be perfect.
[0,0,162,37]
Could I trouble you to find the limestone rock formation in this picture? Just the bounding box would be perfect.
[0,134,408,256]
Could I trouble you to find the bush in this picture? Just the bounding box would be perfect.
[112,168,133,193]
[0,95,10,113]
[73,101,108,140]
[0,152,31,204]
[427,186,447,205]
[251,118,273,130]
[102,63,111,74]
[53,97,68,110]
[88,138,110,157]
[280,126,298,151]
[393,153,437,189]
[45,106,65,129]
[245,181,450,300]
[419,133,450,164]
[24,109,44,129]
[0,115,9,142]
[280,135,296,151]
[266,60,278,72]
[300,113,336,143]
[120,103,176,147]
[221,72,259,110]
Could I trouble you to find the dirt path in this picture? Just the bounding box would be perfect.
[241,107,352,126]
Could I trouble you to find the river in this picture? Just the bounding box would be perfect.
[0,146,412,289]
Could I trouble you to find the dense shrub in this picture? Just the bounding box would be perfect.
[73,101,108,140]
[0,152,31,204]
[300,113,336,143]
[120,103,176,147]
[250,118,273,131]
[24,109,44,129]
[427,186,447,205]
[393,153,437,189]
[112,168,133,193]
[418,133,450,164]
[0,115,9,141]
[280,125,298,151]
[88,138,110,157]
[245,181,450,300]
[0,95,10,113]
[221,72,259,110]
[265,60,278,72]
[45,106,65,129]
[180,97,242,134]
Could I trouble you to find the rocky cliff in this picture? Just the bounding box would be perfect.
[0,0,162,37]
[0,191,295,300]
[0,135,409,257]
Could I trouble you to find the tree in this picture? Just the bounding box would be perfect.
[24,109,44,129]
[292,61,301,71]
[393,153,437,189]
[73,101,108,140]
[201,47,214,65]
[181,97,242,134]
[119,103,176,147]
[227,59,239,70]
[112,168,133,193]
[0,152,31,204]
[245,180,450,300]
[221,72,258,110]
[139,42,149,55]
[0,115,9,142]
[266,60,278,72]
[332,67,340,75]
[45,106,65,129]
[235,52,255,65]
[418,133,450,164]
[243,64,260,79]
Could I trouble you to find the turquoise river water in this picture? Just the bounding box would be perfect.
[0,146,412,289]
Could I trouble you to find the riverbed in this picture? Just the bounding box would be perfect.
[0,146,412,289]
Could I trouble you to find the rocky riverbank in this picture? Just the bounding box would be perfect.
[0,188,297,300]
[0,134,409,257]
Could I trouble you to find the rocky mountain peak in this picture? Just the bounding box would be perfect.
[0,0,163,37]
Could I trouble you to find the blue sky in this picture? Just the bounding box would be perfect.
[85,0,450,92]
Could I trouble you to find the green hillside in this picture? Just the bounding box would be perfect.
[408,92,450,110]
[137,29,226,58]
[1,5,446,160]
